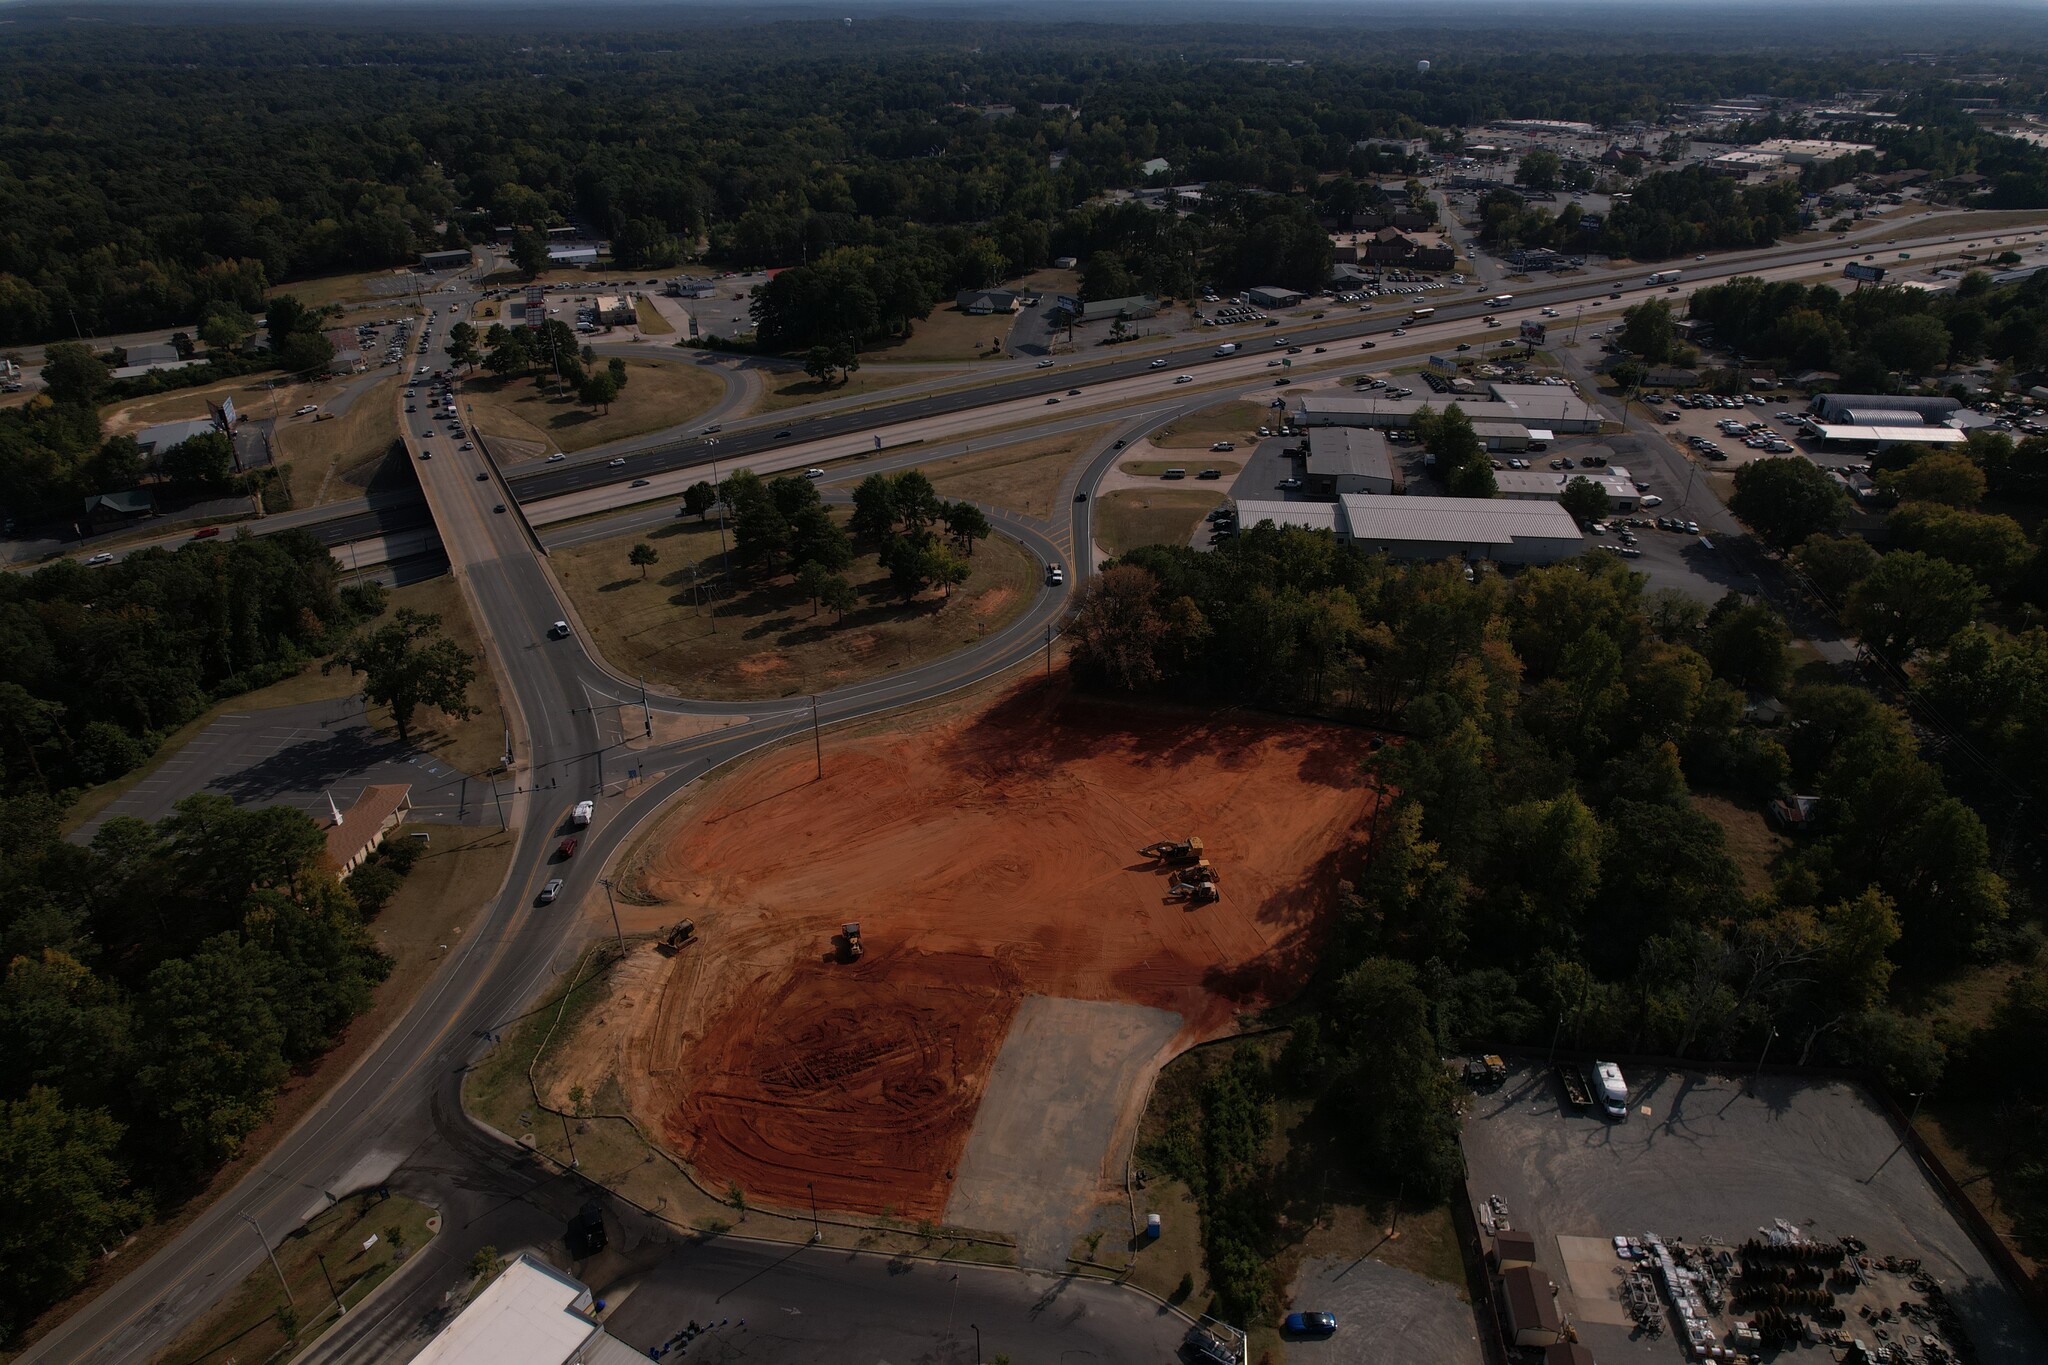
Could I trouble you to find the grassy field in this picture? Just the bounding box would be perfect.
[1119,459,1241,478]
[273,380,405,507]
[1096,489,1220,557]
[152,1192,438,1365]
[462,358,722,454]
[102,372,298,438]
[267,268,416,312]
[747,364,967,415]
[1691,793,1789,899]
[921,424,1116,517]
[862,307,1014,364]
[636,297,675,334]
[1146,401,1270,450]
[552,511,1038,700]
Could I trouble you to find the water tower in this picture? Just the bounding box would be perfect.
[1417,59,1431,75]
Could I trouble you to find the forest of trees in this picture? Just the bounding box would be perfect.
[1074,515,2044,1313]
[3,18,2045,343]
[1476,168,1805,261]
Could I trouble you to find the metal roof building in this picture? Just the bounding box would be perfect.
[1806,423,1969,450]
[1296,385,1600,434]
[1808,393,1960,425]
[1231,495,1584,566]
[1494,469,1639,508]
[1305,428,1396,495]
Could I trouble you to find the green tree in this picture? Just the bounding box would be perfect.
[944,500,992,555]
[628,542,658,579]
[277,330,335,375]
[161,431,236,489]
[578,370,620,411]
[509,229,551,280]
[132,937,290,1171]
[1793,534,1878,602]
[1868,314,1951,377]
[1702,594,1791,693]
[804,345,842,385]
[849,474,900,545]
[606,355,628,390]
[327,608,479,745]
[1071,564,1166,691]
[820,573,859,620]
[0,1088,146,1338]
[1620,299,1676,365]
[683,480,717,521]
[794,561,832,615]
[1516,149,1563,192]
[39,342,107,406]
[1559,476,1610,526]
[446,321,480,370]
[921,542,970,597]
[1877,450,1985,508]
[1887,502,2030,589]
[1730,456,1847,550]
[892,469,943,534]
[264,294,312,351]
[1845,551,1985,659]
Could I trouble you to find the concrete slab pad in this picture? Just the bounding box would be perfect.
[944,995,1182,1270]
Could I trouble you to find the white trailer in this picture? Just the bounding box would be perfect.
[1594,1060,1628,1119]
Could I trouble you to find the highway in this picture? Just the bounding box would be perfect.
[18,213,2045,1364]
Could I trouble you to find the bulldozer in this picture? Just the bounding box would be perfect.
[1167,880,1220,905]
[1139,836,1205,865]
[658,919,697,953]
[839,922,864,962]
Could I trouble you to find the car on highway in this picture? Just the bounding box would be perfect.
[774,429,793,438]
[1074,491,1088,502]
[1391,327,1407,336]
[804,467,826,478]
[191,526,220,539]
[1359,340,1377,349]
[85,552,115,565]
[1149,358,1167,368]
[537,878,564,905]
[1174,374,1193,383]
[631,478,650,488]
[556,838,578,860]
[1198,469,1222,479]
[1273,377,1291,386]
[1267,359,1284,367]
[406,404,417,412]
[1036,358,1055,368]
[702,424,722,434]
[608,457,626,467]
[547,452,566,462]
[1284,1312,1339,1338]
[460,441,474,451]
[550,620,571,638]
[1067,387,1082,396]
[475,471,489,481]
[493,503,506,513]
[1046,396,1060,404]
[1046,563,1065,585]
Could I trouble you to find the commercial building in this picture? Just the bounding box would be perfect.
[1354,136,1430,159]
[1076,294,1159,324]
[1707,150,1787,177]
[1491,119,1597,138]
[1232,494,1584,566]
[409,1253,638,1365]
[547,246,600,267]
[1295,382,1601,434]
[135,416,224,461]
[1247,285,1307,309]
[1757,137,1876,164]
[80,489,157,528]
[1805,423,1969,452]
[666,278,718,298]
[955,288,1020,314]
[592,295,635,325]
[419,249,474,271]
[322,783,413,878]
[1494,468,1638,511]
[1304,428,1397,496]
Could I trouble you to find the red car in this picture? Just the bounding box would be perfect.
[191,526,220,539]
[556,837,578,860]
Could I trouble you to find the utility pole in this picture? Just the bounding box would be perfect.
[559,1109,578,1168]
[598,876,625,953]
[489,770,506,831]
[808,1182,822,1243]
[1044,623,1054,678]
[238,1213,293,1307]
[639,676,651,737]
[810,695,823,780]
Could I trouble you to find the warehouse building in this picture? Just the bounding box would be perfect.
[547,246,600,267]
[1231,494,1584,566]
[1304,428,1398,496]
[409,1253,637,1365]
[1495,468,1638,510]
[1077,294,1159,324]
[1295,383,1600,434]
[1807,393,1961,425]
[418,249,474,271]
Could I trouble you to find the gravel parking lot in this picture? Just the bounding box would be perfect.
[1461,1060,2045,1365]
[1283,1256,1483,1365]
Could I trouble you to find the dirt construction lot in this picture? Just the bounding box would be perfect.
[1462,1060,2045,1365]
[615,683,1379,1225]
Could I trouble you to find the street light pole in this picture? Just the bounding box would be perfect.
[238,1213,294,1307]
[317,1252,345,1318]
[808,1182,821,1243]
[971,1323,981,1364]
[1749,1025,1776,1095]
[810,695,823,780]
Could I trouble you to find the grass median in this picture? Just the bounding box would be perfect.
[552,510,1039,700]
[463,357,723,454]
[1096,489,1223,558]
[920,424,1117,517]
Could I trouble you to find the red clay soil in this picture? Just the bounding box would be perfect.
[633,679,1380,1220]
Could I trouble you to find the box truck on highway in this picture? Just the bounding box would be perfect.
[1646,270,1682,286]
[571,800,594,828]
[1215,343,1238,355]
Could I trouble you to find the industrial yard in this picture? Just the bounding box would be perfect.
[1460,1060,2045,1365]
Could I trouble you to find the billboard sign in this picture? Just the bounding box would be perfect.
[1843,262,1886,283]
[1427,354,1459,374]
[218,397,237,428]
[525,285,547,329]
[1519,320,1548,344]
